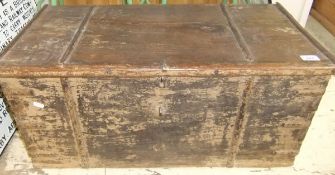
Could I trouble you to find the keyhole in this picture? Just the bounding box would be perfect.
[159,77,165,88]
[159,107,163,116]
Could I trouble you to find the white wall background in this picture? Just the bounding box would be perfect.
[0,0,37,53]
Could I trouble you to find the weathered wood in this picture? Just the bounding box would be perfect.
[0,7,91,66]
[65,77,246,167]
[0,78,80,167]
[65,5,246,66]
[0,5,334,168]
[235,75,330,167]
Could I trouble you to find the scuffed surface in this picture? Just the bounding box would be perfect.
[67,77,246,167]
[235,75,329,167]
[0,78,80,167]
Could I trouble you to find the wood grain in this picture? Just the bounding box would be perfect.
[235,75,329,167]
[0,78,81,167]
[313,0,335,26]
[0,5,333,168]
[65,5,246,66]
[312,0,335,36]
[0,5,333,76]
[0,7,91,66]
[64,77,246,167]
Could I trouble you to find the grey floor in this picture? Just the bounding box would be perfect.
[0,16,334,175]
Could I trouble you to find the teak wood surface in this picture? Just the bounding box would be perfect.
[0,4,334,168]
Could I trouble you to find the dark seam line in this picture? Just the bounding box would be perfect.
[227,78,253,167]
[220,5,254,62]
[60,78,89,168]
[59,6,95,64]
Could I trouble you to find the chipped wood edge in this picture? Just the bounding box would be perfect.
[59,7,95,64]
[220,5,254,62]
[0,65,334,78]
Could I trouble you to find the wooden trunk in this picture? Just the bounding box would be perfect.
[0,4,334,168]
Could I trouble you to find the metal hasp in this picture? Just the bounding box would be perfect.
[0,5,334,168]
